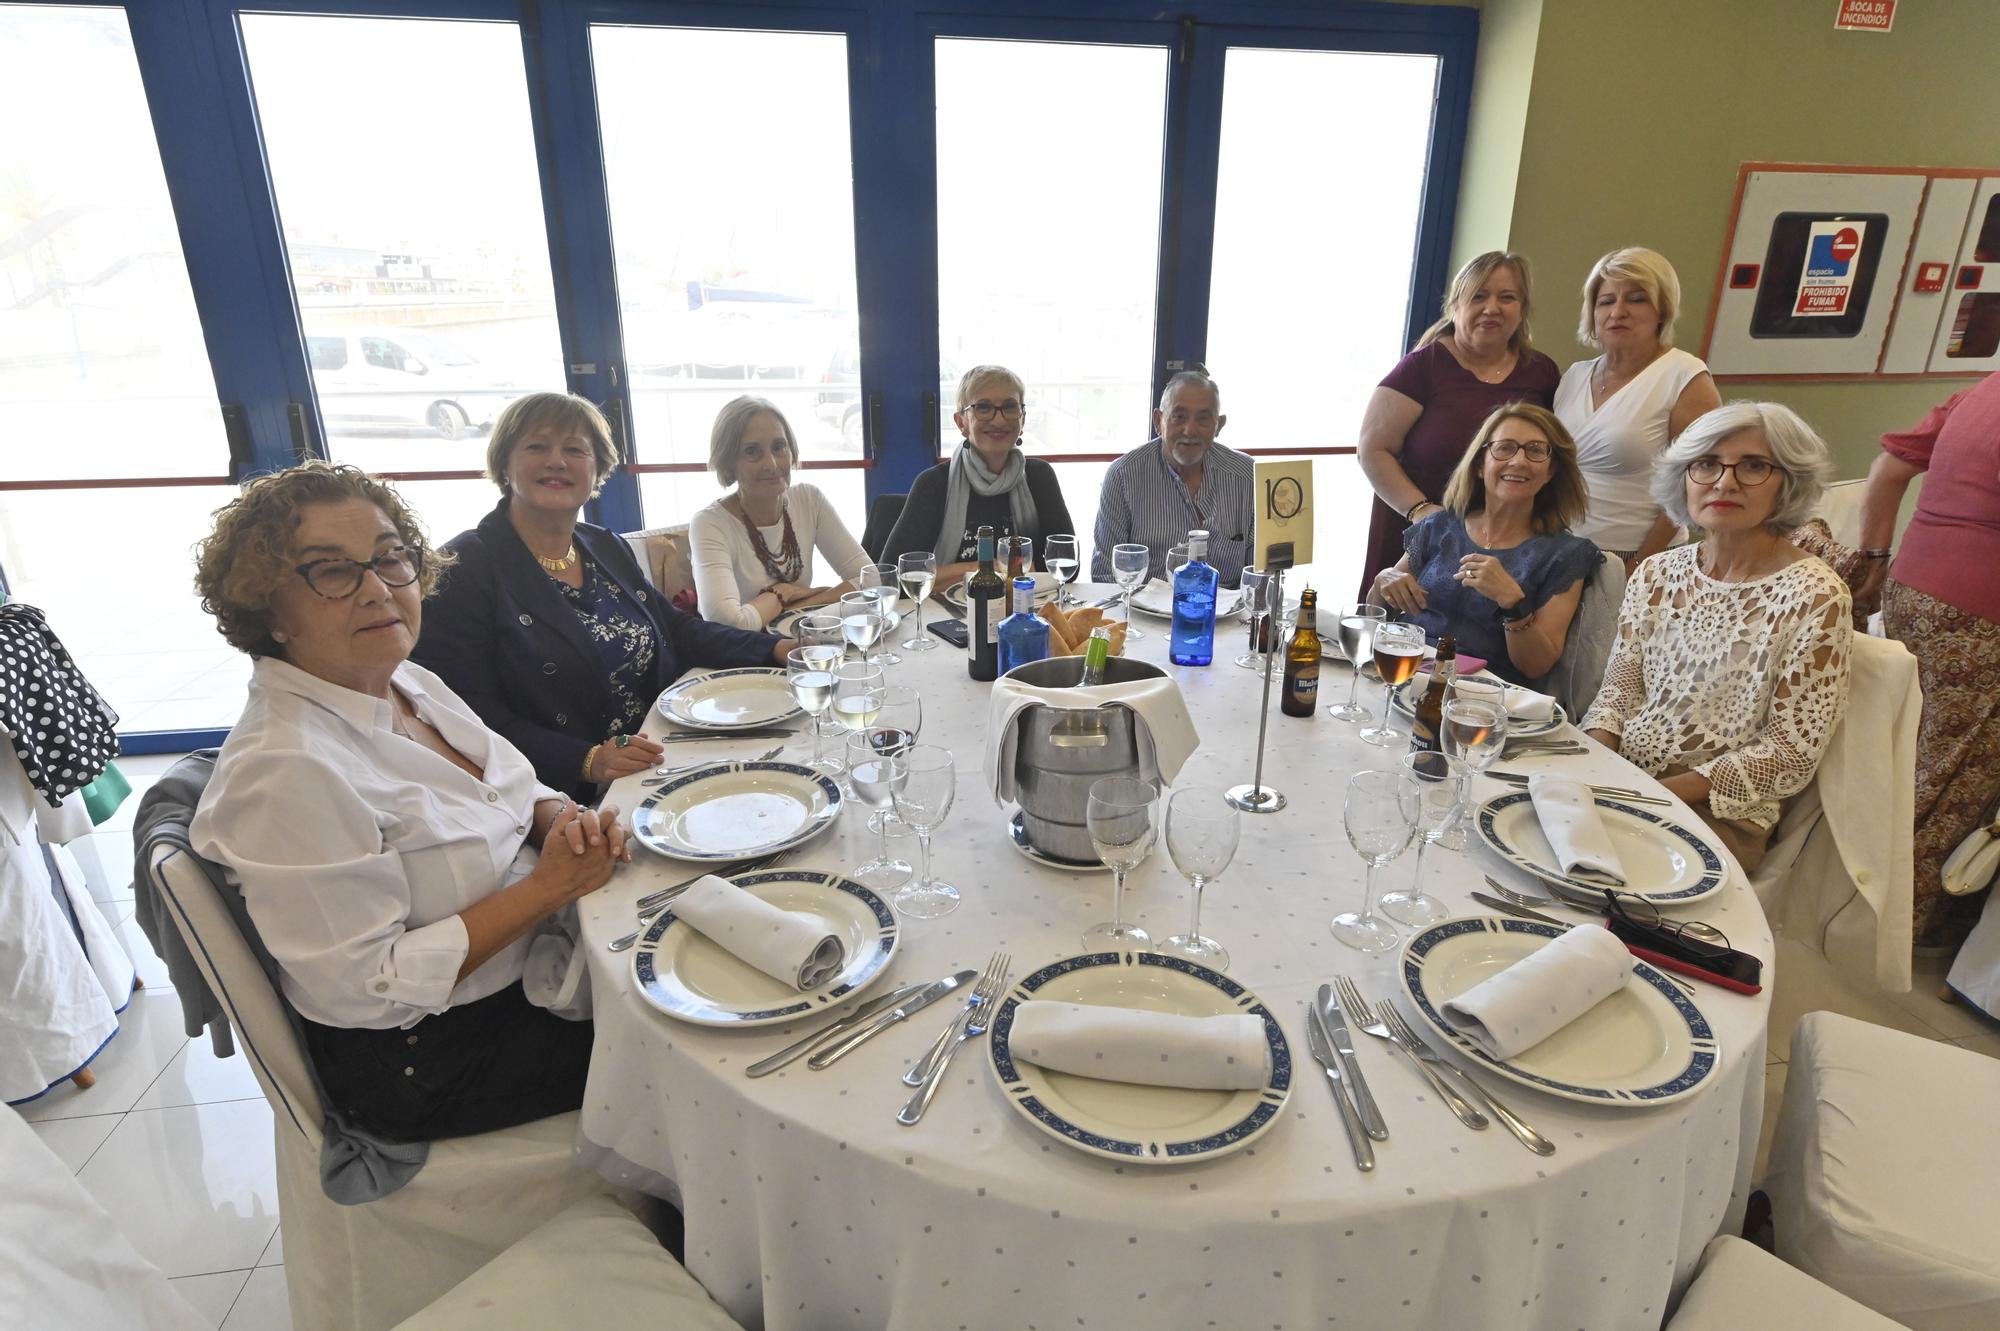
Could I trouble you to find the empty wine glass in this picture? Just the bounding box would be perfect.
[1328,603,1386,722]
[785,648,841,774]
[1161,786,1240,969]
[897,552,938,651]
[1084,776,1156,950]
[839,590,886,671]
[1233,568,1272,671]
[866,685,922,833]
[844,731,912,890]
[830,659,883,741]
[1167,542,1190,579]
[1443,696,1508,774]
[1044,534,1080,607]
[1000,534,1033,583]
[1111,543,1150,641]
[1379,752,1464,927]
[889,745,958,918]
[1331,769,1417,953]
[1362,622,1425,747]
[858,563,902,666]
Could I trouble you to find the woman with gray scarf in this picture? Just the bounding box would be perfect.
[881,364,1075,580]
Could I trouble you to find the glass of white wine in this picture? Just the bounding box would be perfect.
[838,590,885,671]
[897,552,937,651]
[785,647,840,774]
[858,563,902,666]
[830,659,883,740]
[1044,534,1080,608]
[1328,603,1385,722]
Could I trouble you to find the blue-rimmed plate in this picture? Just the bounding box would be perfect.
[657,668,802,731]
[634,760,841,862]
[631,869,898,1027]
[1475,790,1726,906]
[1400,916,1720,1107]
[987,952,1291,1165]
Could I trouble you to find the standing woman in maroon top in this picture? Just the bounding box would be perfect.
[1355,251,1561,599]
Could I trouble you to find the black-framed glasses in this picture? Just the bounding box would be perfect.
[1686,456,1783,487]
[1487,439,1551,462]
[1601,889,1730,954]
[295,546,423,599]
[964,398,1024,423]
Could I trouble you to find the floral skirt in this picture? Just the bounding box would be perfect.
[1882,579,2000,948]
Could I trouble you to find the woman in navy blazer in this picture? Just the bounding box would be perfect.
[414,393,794,800]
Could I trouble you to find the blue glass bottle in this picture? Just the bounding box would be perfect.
[1169,529,1219,667]
[998,576,1051,675]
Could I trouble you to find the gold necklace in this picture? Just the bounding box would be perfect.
[535,544,577,574]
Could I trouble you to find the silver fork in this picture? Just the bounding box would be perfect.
[896,953,1008,1126]
[1380,1005,1555,1156]
[1333,975,1487,1130]
[607,850,793,952]
[644,743,784,783]
[901,951,1010,1086]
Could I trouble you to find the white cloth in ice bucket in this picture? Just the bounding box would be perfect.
[983,674,1199,805]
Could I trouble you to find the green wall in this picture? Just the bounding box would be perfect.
[1461,0,1994,478]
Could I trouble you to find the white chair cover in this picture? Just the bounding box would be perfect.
[1543,550,1624,719]
[1814,478,1867,549]
[1767,1012,2000,1330]
[1946,884,2000,1016]
[1665,1235,1905,1330]
[392,1194,743,1331]
[150,844,622,1331]
[1751,633,1918,993]
[619,523,695,605]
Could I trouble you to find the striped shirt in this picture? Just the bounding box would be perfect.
[1091,439,1255,585]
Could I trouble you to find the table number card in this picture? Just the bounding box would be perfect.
[1253,459,1314,570]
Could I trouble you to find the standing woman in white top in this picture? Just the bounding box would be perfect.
[1554,248,1722,570]
[690,396,869,628]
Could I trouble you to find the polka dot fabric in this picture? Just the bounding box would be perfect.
[0,604,118,802]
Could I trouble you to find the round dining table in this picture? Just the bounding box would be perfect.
[577,586,1772,1331]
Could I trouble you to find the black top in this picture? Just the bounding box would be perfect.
[879,456,1077,565]
[411,499,779,800]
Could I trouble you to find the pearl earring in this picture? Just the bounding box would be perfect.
[272,631,288,643]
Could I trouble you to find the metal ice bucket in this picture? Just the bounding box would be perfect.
[1005,654,1169,864]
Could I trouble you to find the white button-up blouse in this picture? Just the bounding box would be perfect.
[191,657,563,1030]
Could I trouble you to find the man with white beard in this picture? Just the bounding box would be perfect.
[1091,369,1255,585]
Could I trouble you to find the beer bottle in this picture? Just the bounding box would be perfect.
[1280,588,1321,718]
[1409,634,1456,753]
[967,526,1005,681]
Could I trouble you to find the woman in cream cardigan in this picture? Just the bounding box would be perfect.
[689,396,869,628]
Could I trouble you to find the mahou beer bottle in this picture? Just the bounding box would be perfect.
[1280,588,1321,718]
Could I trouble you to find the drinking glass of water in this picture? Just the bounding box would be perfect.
[1044,534,1080,608]
[838,590,886,671]
[897,552,937,651]
[1328,603,1385,722]
[857,565,902,666]
[785,647,841,775]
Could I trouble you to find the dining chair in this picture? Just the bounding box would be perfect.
[150,844,619,1331]
[861,492,907,563]
[620,523,698,608]
[1664,1234,1904,1330]
[1540,549,1625,719]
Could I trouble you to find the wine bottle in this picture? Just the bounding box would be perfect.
[1168,529,1219,667]
[1080,626,1111,686]
[967,525,1004,682]
[1409,634,1456,753]
[998,575,1051,675]
[1280,588,1321,718]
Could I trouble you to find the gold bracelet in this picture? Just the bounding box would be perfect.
[582,743,603,782]
[1500,607,1538,633]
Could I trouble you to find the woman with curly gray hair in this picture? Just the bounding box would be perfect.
[190,461,627,1141]
[1580,402,1853,871]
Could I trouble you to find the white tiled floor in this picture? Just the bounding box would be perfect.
[20,753,1998,1330]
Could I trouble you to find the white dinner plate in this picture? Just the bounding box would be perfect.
[1474,789,1727,906]
[1127,578,1247,620]
[945,570,1061,610]
[1389,673,1567,738]
[1399,916,1721,1106]
[631,869,899,1027]
[988,951,1292,1164]
[633,760,841,862]
[657,668,803,731]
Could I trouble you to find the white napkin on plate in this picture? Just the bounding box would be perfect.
[1440,924,1633,1059]
[983,674,1200,805]
[1132,577,1245,618]
[672,875,845,990]
[1528,773,1627,884]
[1502,684,1557,722]
[1007,1001,1270,1090]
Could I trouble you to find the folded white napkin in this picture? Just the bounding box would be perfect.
[983,674,1201,805]
[1502,685,1557,722]
[672,875,845,990]
[1441,924,1633,1059]
[1528,773,1627,884]
[1006,1000,1270,1090]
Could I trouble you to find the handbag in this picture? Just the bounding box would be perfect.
[1942,814,2000,896]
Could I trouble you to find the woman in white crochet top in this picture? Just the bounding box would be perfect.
[1581,401,1852,872]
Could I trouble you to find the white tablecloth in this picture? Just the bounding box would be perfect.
[578,589,1771,1331]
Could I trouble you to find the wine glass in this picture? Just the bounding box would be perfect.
[830,659,883,740]
[1379,752,1464,927]
[1233,568,1272,670]
[785,648,841,774]
[1167,543,1190,580]
[1328,603,1386,722]
[1111,543,1150,641]
[1000,534,1033,583]
[1044,534,1080,608]
[897,552,937,651]
[1083,776,1156,950]
[844,731,912,890]
[1331,769,1417,953]
[858,563,902,666]
[1161,785,1240,968]
[889,745,958,918]
[796,611,842,652]
[1443,696,1508,774]
[1362,622,1425,747]
[838,590,885,671]
[866,685,923,833]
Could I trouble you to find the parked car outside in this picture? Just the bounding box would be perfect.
[304,326,521,440]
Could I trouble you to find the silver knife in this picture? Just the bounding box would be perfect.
[1304,1003,1374,1172]
[745,981,927,1078]
[806,969,978,1070]
[1317,983,1388,1142]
